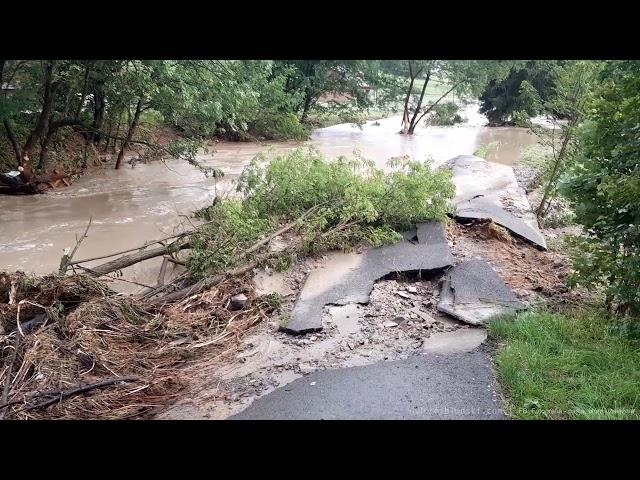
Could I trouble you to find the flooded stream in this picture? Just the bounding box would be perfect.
[0,103,538,289]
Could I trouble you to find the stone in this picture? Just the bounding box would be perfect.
[230,293,248,310]
[383,321,398,328]
[298,363,315,374]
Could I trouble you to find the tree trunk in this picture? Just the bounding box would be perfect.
[401,62,416,134]
[22,61,57,166]
[115,98,143,170]
[300,91,313,123]
[3,119,22,167]
[37,129,56,171]
[84,239,188,277]
[535,116,578,224]
[408,69,431,134]
[91,89,106,145]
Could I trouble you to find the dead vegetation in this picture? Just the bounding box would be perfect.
[0,272,279,419]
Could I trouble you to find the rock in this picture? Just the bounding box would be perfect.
[410,307,436,324]
[383,321,398,328]
[347,342,355,350]
[230,293,248,310]
[298,363,315,374]
[406,286,418,294]
[397,291,413,299]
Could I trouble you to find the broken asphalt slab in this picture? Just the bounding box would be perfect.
[230,350,505,420]
[280,220,454,334]
[456,197,547,250]
[437,260,525,325]
[447,155,546,249]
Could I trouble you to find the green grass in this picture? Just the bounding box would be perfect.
[305,109,394,128]
[409,77,450,97]
[474,141,501,158]
[489,309,640,419]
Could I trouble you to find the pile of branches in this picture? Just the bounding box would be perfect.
[0,271,279,420]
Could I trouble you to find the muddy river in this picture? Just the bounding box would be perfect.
[0,103,538,290]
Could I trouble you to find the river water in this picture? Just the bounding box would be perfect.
[0,103,537,290]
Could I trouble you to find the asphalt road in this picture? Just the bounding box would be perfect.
[230,350,505,420]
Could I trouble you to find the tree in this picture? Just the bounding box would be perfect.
[563,60,640,315]
[479,61,562,125]
[527,61,601,225]
[382,60,515,135]
[275,60,381,122]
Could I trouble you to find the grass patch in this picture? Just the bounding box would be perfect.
[489,309,640,419]
[474,141,501,158]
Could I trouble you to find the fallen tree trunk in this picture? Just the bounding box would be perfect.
[83,240,190,277]
[150,249,285,305]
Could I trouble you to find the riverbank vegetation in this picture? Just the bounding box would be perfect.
[189,147,454,277]
[489,60,640,419]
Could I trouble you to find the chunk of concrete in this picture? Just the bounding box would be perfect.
[437,260,525,325]
[281,220,454,334]
[448,155,546,249]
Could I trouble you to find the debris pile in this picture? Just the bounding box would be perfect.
[0,272,277,419]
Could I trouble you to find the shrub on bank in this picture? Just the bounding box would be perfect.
[188,148,455,277]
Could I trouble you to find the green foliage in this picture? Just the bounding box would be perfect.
[189,200,274,278]
[562,60,640,314]
[249,112,309,141]
[273,60,383,120]
[489,309,640,419]
[188,148,455,276]
[239,148,454,230]
[424,102,464,126]
[479,60,562,125]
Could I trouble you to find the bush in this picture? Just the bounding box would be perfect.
[188,148,455,276]
[424,102,465,126]
[249,112,309,141]
[562,61,640,315]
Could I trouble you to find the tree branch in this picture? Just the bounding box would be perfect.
[414,82,461,126]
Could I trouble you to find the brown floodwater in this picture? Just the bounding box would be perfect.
[0,103,538,291]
